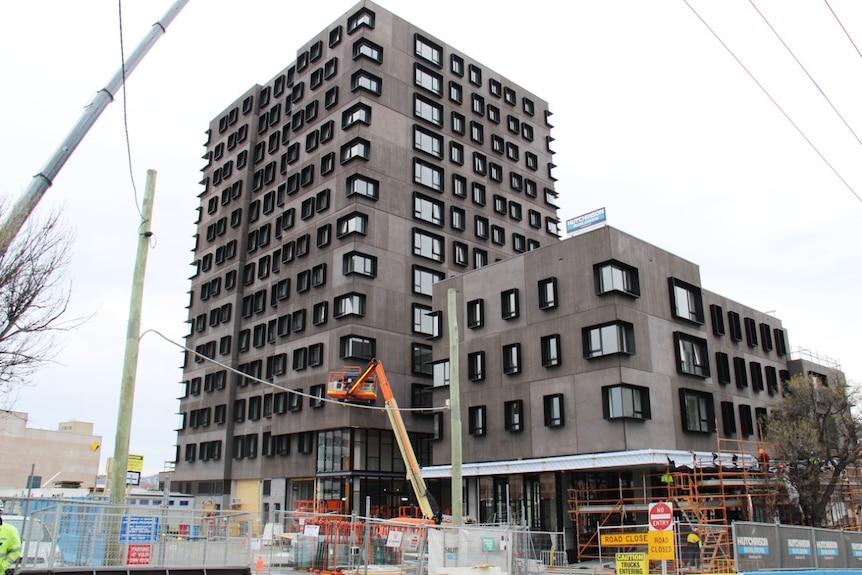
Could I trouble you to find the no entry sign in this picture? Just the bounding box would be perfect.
[648,502,673,531]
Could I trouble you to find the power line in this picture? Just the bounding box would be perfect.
[140,328,450,413]
[682,0,862,203]
[118,0,144,221]
[824,0,862,63]
[749,0,862,150]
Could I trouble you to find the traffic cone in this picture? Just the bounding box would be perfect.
[256,556,264,573]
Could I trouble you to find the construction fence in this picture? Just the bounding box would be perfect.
[3,497,254,569]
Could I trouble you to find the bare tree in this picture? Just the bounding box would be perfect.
[0,201,77,407]
[766,371,862,526]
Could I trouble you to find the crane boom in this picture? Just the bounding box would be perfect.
[327,358,441,523]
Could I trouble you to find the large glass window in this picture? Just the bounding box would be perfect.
[413,229,444,262]
[595,260,640,297]
[334,292,367,318]
[412,343,433,375]
[675,332,710,377]
[414,159,443,191]
[413,303,438,337]
[670,277,705,324]
[680,389,714,433]
[414,94,443,127]
[603,384,651,420]
[351,70,382,95]
[584,321,635,358]
[415,34,442,66]
[413,265,444,297]
[343,250,377,277]
[414,64,443,96]
[353,38,383,63]
[413,192,444,226]
[346,175,379,200]
[339,335,375,359]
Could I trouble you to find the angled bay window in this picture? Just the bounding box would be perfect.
[669,277,704,323]
[343,250,377,277]
[584,321,635,358]
[595,260,640,297]
[341,137,370,164]
[541,334,562,367]
[538,277,558,310]
[342,102,371,129]
[502,342,522,375]
[603,384,651,420]
[468,405,487,436]
[680,388,715,433]
[504,400,524,432]
[337,211,369,238]
[339,334,375,360]
[347,6,375,33]
[675,332,709,377]
[544,394,565,427]
[346,174,379,200]
[467,351,485,381]
[414,158,443,191]
[413,228,444,262]
[334,292,367,318]
[350,69,382,95]
[352,38,383,63]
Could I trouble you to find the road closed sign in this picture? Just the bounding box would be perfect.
[648,502,673,531]
[648,531,675,561]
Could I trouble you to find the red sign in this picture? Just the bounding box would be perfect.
[648,502,673,531]
[126,544,152,565]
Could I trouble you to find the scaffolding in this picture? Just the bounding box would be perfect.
[566,437,862,567]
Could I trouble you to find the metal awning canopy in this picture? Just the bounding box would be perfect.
[420,448,756,478]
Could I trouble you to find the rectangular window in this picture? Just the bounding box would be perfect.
[413,228,444,262]
[413,192,444,226]
[603,384,651,420]
[760,323,774,351]
[414,94,443,127]
[733,356,748,388]
[415,63,443,96]
[337,211,369,237]
[765,365,779,395]
[675,332,710,377]
[721,401,737,436]
[467,298,484,328]
[502,342,521,375]
[538,277,558,309]
[750,361,764,392]
[453,241,468,266]
[451,206,465,231]
[449,81,463,104]
[288,389,303,412]
[413,265,444,297]
[353,37,383,63]
[310,383,325,408]
[710,304,726,336]
[414,125,443,159]
[595,260,640,297]
[715,352,731,385]
[351,69,382,95]
[541,334,561,367]
[451,53,464,76]
[584,321,635,358]
[414,158,443,191]
[451,111,465,134]
[680,388,715,433]
[413,303,438,336]
[669,278,704,323]
[346,174,379,200]
[501,288,519,320]
[450,141,464,165]
[468,405,486,436]
[312,302,328,326]
[467,351,485,381]
[544,394,564,427]
[728,311,743,342]
[412,343,433,375]
[739,404,754,437]
[504,399,524,432]
[415,34,442,66]
[744,317,759,347]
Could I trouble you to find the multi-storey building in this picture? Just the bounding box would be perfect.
[422,224,841,559]
[174,0,559,517]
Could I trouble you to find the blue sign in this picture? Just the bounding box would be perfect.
[120,516,159,543]
[566,207,606,234]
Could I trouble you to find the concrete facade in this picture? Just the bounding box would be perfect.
[174,0,558,517]
[0,411,101,489]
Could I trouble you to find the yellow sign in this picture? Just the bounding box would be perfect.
[601,532,649,546]
[128,454,144,472]
[615,552,648,575]
[647,530,675,560]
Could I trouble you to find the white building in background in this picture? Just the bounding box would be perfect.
[0,410,101,490]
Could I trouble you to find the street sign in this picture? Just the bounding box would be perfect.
[647,531,675,560]
[648,502,673,531]
[615,552,648,575]
[601,532,649,546]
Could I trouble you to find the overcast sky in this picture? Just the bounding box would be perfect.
[1,0,860,477]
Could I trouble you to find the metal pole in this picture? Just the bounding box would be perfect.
[109,169,157,505]
[0,0,189,258]
[447,289,463,526]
